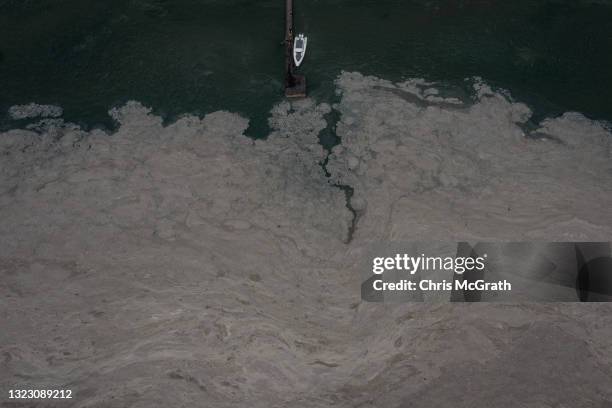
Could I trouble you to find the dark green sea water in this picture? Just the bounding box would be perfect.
[1,0,612,136]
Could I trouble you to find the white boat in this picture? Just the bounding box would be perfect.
[293,34,307,67]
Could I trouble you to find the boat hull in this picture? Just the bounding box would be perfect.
[293,35,307,67]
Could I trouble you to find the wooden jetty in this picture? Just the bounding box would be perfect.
[284,0,306,98]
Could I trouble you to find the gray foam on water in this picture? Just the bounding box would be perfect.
[1,73,611,407]
[8,103,64,120]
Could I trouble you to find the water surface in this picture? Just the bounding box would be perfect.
[1,0,611,135]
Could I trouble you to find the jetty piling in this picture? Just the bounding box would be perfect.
[284,0,306,97]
